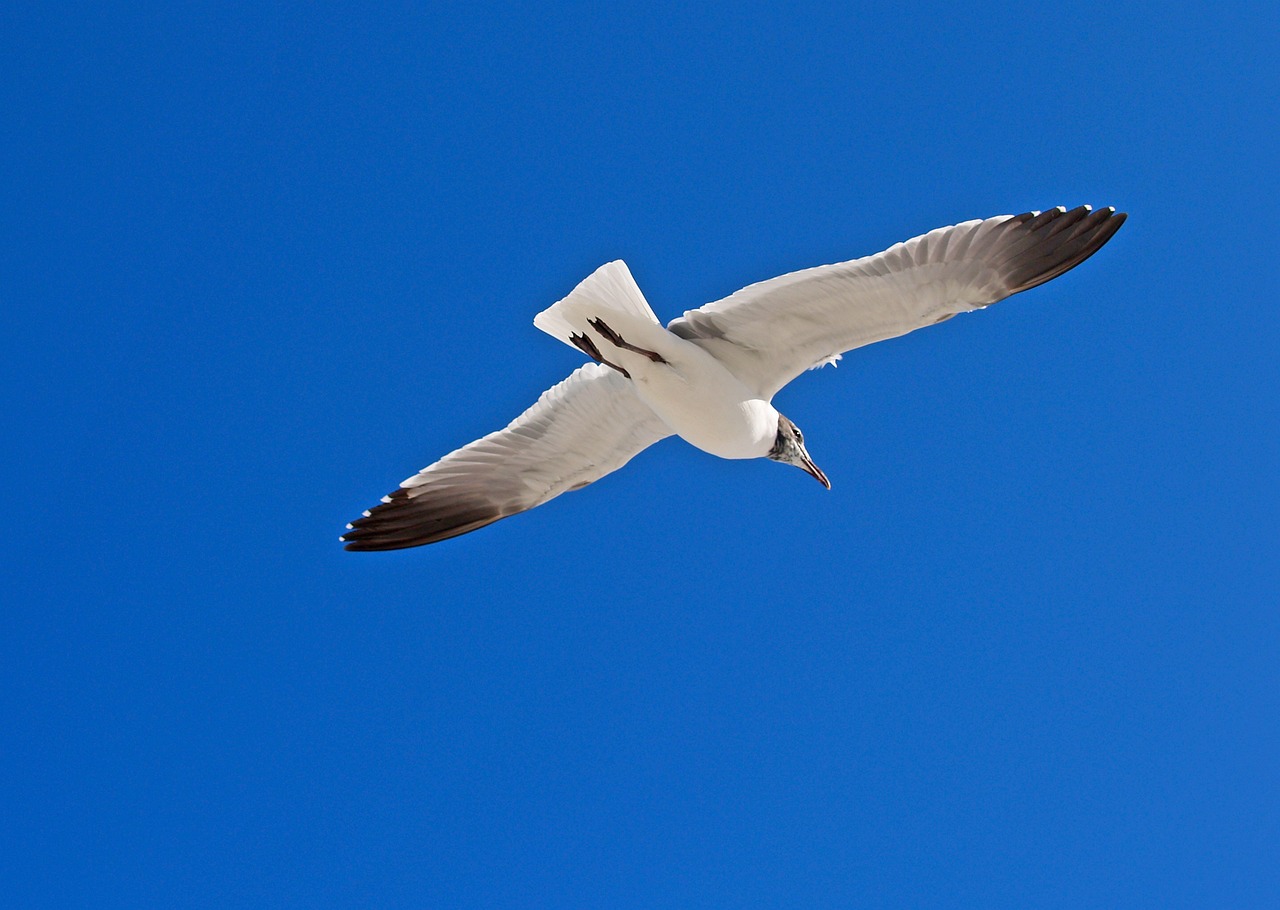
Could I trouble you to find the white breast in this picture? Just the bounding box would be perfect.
[624,333,779,460]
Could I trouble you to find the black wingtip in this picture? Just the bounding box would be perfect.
[340,485,510,551]
[1002,205,1127,296]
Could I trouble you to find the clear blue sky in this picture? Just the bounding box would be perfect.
[4,2,1278,907]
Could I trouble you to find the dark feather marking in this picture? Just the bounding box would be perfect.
[1003,208,1126,295]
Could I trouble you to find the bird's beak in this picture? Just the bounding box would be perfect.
[798,448,831,490]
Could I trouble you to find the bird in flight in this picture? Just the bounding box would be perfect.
[342,205,1125,551]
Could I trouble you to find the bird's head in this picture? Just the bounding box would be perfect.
[767,414,830,489]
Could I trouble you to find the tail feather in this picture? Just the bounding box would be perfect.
[534,260,661,350]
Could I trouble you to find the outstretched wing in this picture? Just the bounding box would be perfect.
[667,206,1126,398]
[342,363,671,551]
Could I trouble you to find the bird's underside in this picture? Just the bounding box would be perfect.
[342,205,1126,551]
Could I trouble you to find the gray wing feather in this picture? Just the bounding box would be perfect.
[668,206,1126,398]
[342,364,671,550]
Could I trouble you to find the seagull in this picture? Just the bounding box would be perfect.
[342,205,1125,550]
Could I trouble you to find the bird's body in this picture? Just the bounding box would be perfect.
[627,349,779,461]
[342,205,1126,550]
[532,259,780,461]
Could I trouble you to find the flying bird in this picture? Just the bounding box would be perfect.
[342,205,1125,550]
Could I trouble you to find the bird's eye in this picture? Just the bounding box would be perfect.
[795,429,803,443]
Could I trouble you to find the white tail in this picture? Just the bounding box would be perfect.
[534,260,662,352]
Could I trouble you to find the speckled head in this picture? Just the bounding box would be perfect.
[767,414,830,489]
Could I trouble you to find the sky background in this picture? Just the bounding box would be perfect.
[4,2,1278,907]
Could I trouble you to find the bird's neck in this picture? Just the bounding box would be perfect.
[741,400,782,458]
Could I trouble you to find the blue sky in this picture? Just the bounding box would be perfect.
[4,2,1278,907]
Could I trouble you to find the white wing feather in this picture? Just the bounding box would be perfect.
[668,206,1126,398]
[342,363,671,550]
